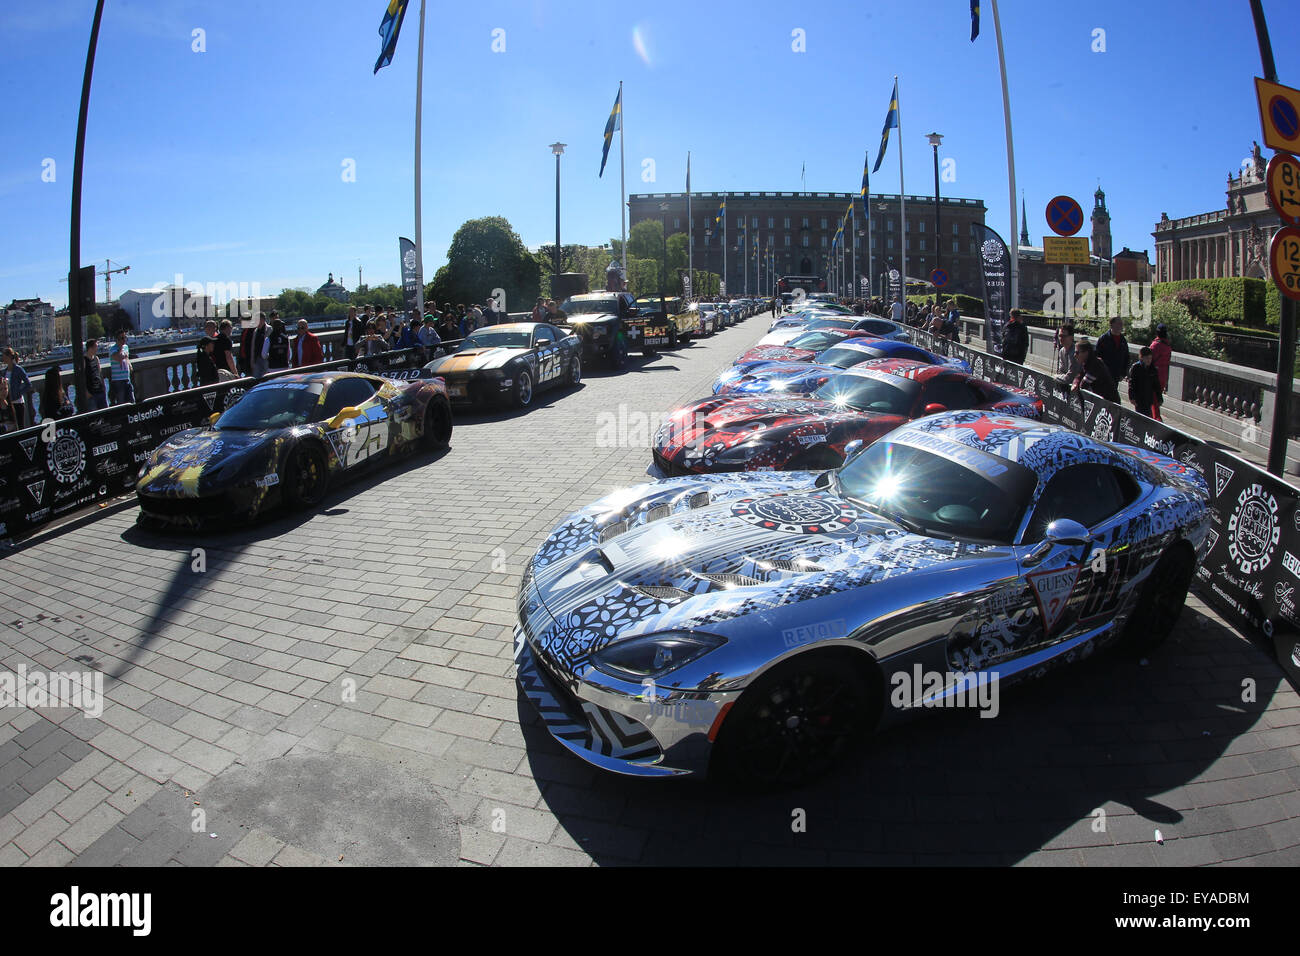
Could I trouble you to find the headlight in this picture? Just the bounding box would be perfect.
[590,631,726,680]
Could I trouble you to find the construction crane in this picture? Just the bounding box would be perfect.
[59,258,130,306]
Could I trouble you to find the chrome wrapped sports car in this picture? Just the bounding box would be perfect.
[516,411,1211,783]
[715,338,969,394]
[656,360,1042,475]
[759,316,909,347]
[136,371,452,528]
[423,322,581,408]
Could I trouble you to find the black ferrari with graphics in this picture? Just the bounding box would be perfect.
[135,371,452,528]
[422,322,581,408]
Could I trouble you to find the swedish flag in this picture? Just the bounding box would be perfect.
[715,198,725,227]
[872,79,899,173]
[970,1,980,41]
[373,0,411,74]
[599,87,622,178]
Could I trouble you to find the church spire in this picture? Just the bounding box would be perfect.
[1019,191,1029,246]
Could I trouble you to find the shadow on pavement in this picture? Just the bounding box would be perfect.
[522,605,1284,865]
[110,446,452,680]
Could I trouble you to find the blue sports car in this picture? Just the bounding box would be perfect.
[515,411,1211,785]
[714,338,969,395]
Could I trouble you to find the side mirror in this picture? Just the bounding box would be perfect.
[842,439,865,462]
[328,406,362,430]
[1044,518,1091,547]
[923,403,947,415]
[208,412,220,426]
[535,338,552,347]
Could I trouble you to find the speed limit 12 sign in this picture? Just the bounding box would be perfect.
[1270,226,1300,302]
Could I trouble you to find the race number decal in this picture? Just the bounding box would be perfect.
[1028,565,1080,635]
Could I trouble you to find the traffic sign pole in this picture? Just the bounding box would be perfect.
[1249,0,1296,476]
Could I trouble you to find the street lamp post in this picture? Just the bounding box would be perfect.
[550,142,566,285]
[926,133,943,279]
[659,202,670,297]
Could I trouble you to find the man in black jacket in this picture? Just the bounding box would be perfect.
[1071,339,1120,403]
[1127,346,1162,419]
[1095,317,1130,399]
[1000,309,1029,365]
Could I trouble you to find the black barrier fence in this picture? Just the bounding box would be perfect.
[909,328,1300,691]
[0,349,432,544]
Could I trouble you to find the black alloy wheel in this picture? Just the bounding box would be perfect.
[285,444,329,509]
[713,655,870,787]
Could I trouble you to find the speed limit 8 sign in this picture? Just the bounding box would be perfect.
[1270,226,1300,301]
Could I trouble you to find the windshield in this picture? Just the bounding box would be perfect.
[804,318,855,331]
[819,344,885,368]
[837,438,1037,542]
[788,330,849,352]
[460,329,532,349]
[562,298,619,316]
[215,381,324,430]
[814,372,918,415]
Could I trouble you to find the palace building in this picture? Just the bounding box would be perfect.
[628,191,988,296]
[1152,142,1282,283]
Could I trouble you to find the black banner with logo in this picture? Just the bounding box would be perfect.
[975,224,1011,356]
[351,348,428,379]
[912,328,1300,691]
[0,379,253,543]
[399,236,420,315]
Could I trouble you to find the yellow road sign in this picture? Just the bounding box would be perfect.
[1270,226,1300,302]
[1043,236,1090,266]
[1255,77,1300,155]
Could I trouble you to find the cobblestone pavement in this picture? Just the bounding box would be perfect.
[1,311,1298,866]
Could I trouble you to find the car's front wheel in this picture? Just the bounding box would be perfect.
[284,443,329,510]
[513,369,534,408]
[1121,544,1195,653]
[423,398,452,450]
[712,653,871,788]
[567,353,582,387]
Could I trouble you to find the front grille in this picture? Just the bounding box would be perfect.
[653,449,693,477]
[528,640,587,725]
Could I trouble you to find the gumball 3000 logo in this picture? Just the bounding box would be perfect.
[1227,483,1280,575]
[731,493,857,535]
[46,428,87,485]
[1090,408,1114,442]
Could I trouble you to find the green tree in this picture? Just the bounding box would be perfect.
[627,220,665,261]
[1149,298,1221,360]
[430,216,541,312]
[85,313,105,341]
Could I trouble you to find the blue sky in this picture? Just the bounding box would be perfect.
[2,0,1296,308]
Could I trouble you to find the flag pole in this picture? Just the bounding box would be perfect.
[687,152,693,298]
[866,153,874,305]
[897,75,907,305]
[990,0,1019,309]
[851,202,857,302]
[723,201,727,297]
[413,0,427,316]
[618,80,627,280]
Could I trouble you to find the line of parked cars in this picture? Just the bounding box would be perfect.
[419,292,771,412]
[514,298,1213,786]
